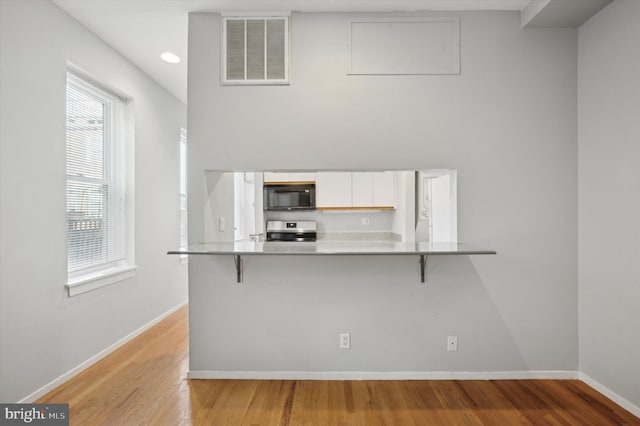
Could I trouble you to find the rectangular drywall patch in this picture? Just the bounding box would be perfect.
[348,17,460,75]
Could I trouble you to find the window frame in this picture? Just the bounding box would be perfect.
[221,15,290,85]
[65,71,135,296]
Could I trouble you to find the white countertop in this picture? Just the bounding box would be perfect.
[168,241,496,256]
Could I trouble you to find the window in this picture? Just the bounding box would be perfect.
[66,72,134,296]
[179,128,188,250]
[222,16,289,84]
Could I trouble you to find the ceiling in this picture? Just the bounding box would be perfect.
[52,0,608,104]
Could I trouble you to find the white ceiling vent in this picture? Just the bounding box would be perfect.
[222,16,289,85]
[348,17,460,75]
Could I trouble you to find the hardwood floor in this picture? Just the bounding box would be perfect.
[38,306,639,425]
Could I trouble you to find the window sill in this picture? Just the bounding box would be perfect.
[66,265,138,297]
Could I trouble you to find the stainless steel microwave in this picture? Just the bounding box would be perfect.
[263,183,316,211]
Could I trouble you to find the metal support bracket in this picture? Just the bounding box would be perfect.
[233,255,242,283]
[419,254,428,283]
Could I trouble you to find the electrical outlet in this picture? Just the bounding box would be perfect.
[218,217,225,232]
[361,217,370,226]
[339,333,351,349]
[447,336,458,352]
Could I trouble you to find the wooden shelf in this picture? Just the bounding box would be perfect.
[316,206,395,211]
[263,181,315,185]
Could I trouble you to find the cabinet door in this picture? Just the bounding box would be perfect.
[316,172,352,208]
[289,172,316,182]
[263,172,290,183]
[351,172,374,207]
[373,172,395,207]
[264,172,315,183]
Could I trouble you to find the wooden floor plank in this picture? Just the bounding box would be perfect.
[454,380,530,426]
[37,306,640,425]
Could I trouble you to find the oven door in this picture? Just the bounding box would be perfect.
[266,231,317,242]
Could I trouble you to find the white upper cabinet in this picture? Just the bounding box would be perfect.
[372,172,395,207]
[316,172,352,208]
[352,172,374,207]
[292,173,316,182]
[316,172,395,209]
[263,172,316,183]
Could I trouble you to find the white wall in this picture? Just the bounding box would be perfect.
[188,12,578,374]
[430,173,453,242]
[578,0,640,408]
[391,171,415,242]
[0,0,187,402]
[204,171,235,242]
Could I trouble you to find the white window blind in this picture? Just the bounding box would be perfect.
[222,16,289,84]
[179,128,188,249]
[66,73,126,275]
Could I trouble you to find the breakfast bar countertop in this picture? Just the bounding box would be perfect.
[167,241,496,256]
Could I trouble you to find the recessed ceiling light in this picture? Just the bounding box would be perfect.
[160,52,180,64]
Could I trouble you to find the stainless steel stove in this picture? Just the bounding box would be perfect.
[266,220,317,242]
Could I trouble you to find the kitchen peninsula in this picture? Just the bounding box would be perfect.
[176,169,499,380]
[168,240,496,283]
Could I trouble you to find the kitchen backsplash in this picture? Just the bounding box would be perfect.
[264,210,395,234]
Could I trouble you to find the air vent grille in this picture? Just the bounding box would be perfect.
[223,17,289,84]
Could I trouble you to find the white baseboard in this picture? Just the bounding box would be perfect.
[18,300,188,403]
[579,372,640,418]
[188,370,579,381]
